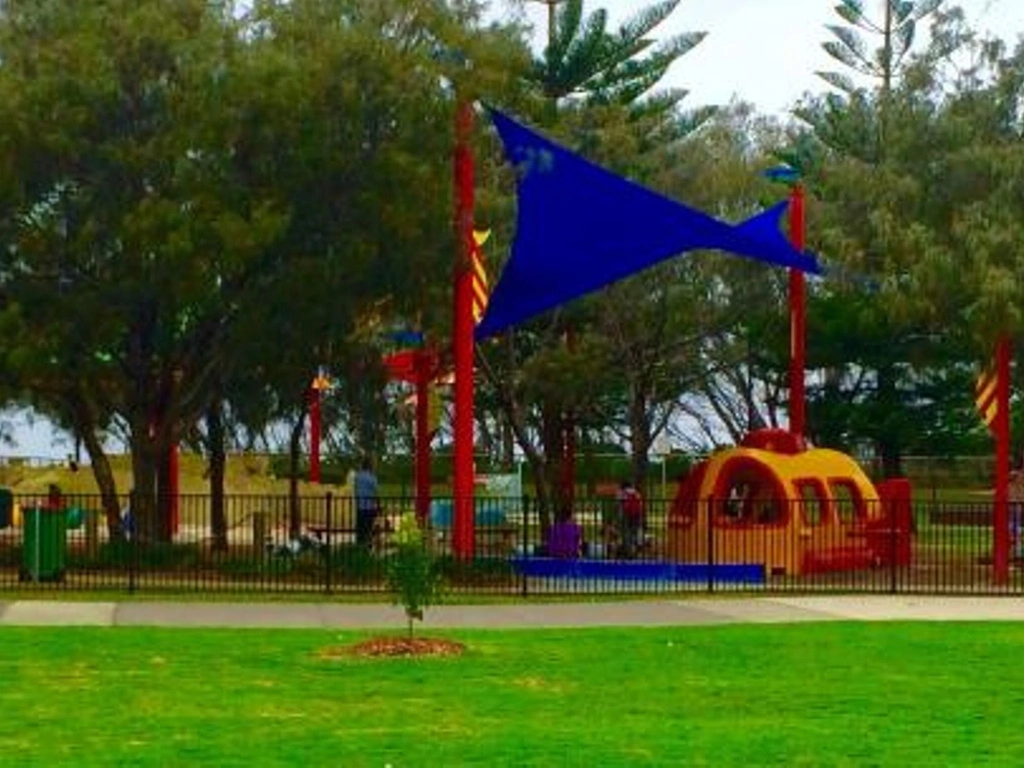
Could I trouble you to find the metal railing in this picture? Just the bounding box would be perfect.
[0,492,1020,596]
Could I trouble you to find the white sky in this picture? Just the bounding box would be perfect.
[6,0,1024,458]
[514,0,1024,114]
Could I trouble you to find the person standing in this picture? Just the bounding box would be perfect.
[617,480,645,559]
[353,457,380,548]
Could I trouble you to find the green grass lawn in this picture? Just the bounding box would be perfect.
[2,623,1023,767]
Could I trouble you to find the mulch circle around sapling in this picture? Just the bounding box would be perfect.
[319,637,466,659]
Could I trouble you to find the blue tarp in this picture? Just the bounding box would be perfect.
[476,108,822,339]
[509,557,766,584]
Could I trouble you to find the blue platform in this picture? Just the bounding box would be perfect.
[509,558,765,585]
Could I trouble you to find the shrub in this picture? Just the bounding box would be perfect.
[436,555,515,586]
[386,513,443,638]
[331,544,386,583]
[67,541,201,570]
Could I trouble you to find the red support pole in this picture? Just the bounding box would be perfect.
[993,335,1011,585]
[453,99,476,558]
[788,183,806,439]
[414,354,432,524]
[309,386,321,485]
[168,441,180,537]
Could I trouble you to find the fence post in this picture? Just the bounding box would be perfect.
[706,499,715,594]
[520,494,529,598]
[325,492,333,595]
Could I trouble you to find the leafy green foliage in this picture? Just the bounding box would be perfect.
[533,0,706,111]
[794,14,1024,471]
[0,0,531,517]
[386,513,444,636]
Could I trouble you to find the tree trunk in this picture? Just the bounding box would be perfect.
[876,366,902,478]
[207,396,228,552]
[501,333,517,471]
[65,388,122,540]
[501,417,515,472]
[540,400,568,523]
[127,300,160,541]
[129,425,158,542]
[82,428,122,541]
[879,440,903,479]
[628,385,652,495]
[527,451,552,536]
[156,441,174,542]
[288,406,308,539]
[475,345,552,534]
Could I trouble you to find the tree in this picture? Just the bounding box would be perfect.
[818,0,946,98]
[214,0,519,532]
[527,0,705,110]
[0,0,515,542]
[386,512,443,638]
[0,0,282,538]
[793,10,1024,475]
[787,3,974,475]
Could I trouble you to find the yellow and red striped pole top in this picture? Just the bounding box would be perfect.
[471,229,491,324]
[975,365,999,434]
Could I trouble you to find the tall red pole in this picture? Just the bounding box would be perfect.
[993,335,1011,585]
[453,99,476,558]
[788,183,806,439]
[309,386,321,484]
[414,354,431,523]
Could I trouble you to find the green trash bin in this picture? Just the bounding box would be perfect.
[20,506,67,583]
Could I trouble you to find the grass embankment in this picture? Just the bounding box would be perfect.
[0,453,344,501]
[1,623,1023,766]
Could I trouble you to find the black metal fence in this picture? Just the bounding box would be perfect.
[0,491,1021,595]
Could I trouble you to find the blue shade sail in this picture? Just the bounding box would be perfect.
[475,108,821,340]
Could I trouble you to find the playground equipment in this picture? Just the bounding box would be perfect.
[667,429,913,576]
[463,107,818,558]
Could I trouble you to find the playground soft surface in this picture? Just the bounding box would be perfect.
[1,623,1023,766]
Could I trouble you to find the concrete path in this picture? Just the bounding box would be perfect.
[0,595,1023,629]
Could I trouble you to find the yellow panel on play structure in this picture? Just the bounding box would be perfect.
[697,446,879,506]
[668,429,890,577]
